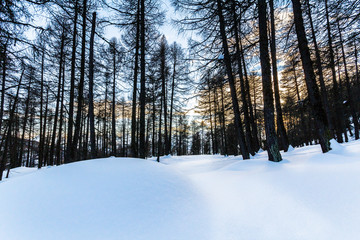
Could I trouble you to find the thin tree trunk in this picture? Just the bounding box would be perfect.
[0,44,7,134]
[231,1,254,155]
[112,50,117,157]
[306,1,333,135]
[269,0,289,152]
[240,40,260,152]
[18,73,32,167]
[220,85,228,155]
[324,0,345,143]
[50,29,66,165]
[157,84,163,162]
[337,21,359,139]
[89,12,97,158]
[216,0,249,159]
[139,0,146,159]
[207,76,215,154]
[71,0,87,161]
[1,71,23,181]
[38,51,45,168]
[168,46,177,155]
[56,61,66,165]
[66,0,79,164]
[131,0,141,158]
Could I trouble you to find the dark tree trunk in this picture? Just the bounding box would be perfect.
[157,84,163,162]
[269,0,289,152]
[291,0,330,153]
[258,0,282,162]
[168,46,177,155]
[50,29,66,166]
[324,0,345,143]
[337,21,359,139]
[240,39,260,152]
[71,0,87,162]
[306,1,333,136]
[38,51,45,169]
[207,76,215,154]
[66,0,79,164]
[220,85,228,155]
[89,12,97,158]
[0,71,23,181]
[216,0,249,159]
[56,59,66,165]
[231,1,254,155]
[18,74,32,167]
[355,42,360,86]
[131,0,141,158]
[42,88,49,167]
[0,44,7,134]
[139,0,146,159]
[122,102,126,156]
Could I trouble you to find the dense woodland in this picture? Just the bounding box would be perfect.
[0,0,359,180]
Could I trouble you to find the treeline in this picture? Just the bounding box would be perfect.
[174,0,360,161]
[1,0,360,180]
[0,0,192,180]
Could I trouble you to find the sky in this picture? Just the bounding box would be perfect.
[103,0,189,49]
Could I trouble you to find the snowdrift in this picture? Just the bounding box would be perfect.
[0,158,210,240]
[1,140,360,240]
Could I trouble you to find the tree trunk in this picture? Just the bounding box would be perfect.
[324,0,345,143]
[66,0,79,164]
[49,28,66,165]
[89,12,97,158]
[0,44,7,134]
[291,0,330,153]
[216,0,249,159]
[306,1,333,136]
[269,0,289,152]
[231,1,255,155]
[38,51,45,169]
[18,72,32,167]
[258,0,282,162]
[131,0,141,158]
[0,71,23,181]
[71,0,87,162]
[337,20,359,139]
[56,57,66,165]
[139,0,146,159]
[168,45,177,155]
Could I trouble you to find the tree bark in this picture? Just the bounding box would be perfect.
[38,50,45,168]
[324,0,345,142]
[231,0,255,155]
[139,0,146,159]
[49,28,66,165]
[337,20,359,139]
[65,0,79,164]
[291,0,330,153]
[71,0,87,161]
[216,0,249,159]
[258,0,282,162]
[0,70,23,181]
[89,12,97,158]
[269,0,289,152]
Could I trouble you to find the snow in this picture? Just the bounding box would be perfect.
[1,140,360,240]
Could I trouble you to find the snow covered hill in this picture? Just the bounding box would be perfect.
[1,140,360,240]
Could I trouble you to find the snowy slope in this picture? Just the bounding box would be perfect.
[1,140,360,240]
[0,158,210,240]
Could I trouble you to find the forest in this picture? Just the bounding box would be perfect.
[0,0,359,181]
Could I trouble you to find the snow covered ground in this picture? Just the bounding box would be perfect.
[1,140,360,240]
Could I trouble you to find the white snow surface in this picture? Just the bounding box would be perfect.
[1,140,360,240]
